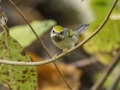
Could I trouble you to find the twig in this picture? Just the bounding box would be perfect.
[107,71,120,90]
[0,58,56,65]
[90,50,120,90]
[7,0,72,89]
[72,57,103,70]
[71,58,97,68]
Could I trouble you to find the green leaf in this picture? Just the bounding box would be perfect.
[9,20,56,47]
[83,0,120,53]
[0,32,37,90]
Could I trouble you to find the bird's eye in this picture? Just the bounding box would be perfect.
[60,31,64,35]
[53,30,55,33]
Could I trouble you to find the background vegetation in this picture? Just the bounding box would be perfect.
[0,0,120,90]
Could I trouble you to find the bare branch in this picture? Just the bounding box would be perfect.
[72,58,97,67]
[107,71,120,90]
[90,50,120,90]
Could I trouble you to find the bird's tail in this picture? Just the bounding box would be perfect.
[74,24,89,36]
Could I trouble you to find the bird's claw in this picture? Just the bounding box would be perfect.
[63,49,69,56]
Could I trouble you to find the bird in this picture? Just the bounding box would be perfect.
[50,24,89,52]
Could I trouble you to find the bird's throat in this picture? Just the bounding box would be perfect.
[52,36,63,42]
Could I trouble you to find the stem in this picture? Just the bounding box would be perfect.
[1,25,9,47]
[2,25,9,34]
[107,71,120,90]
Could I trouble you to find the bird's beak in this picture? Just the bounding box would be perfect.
[55,33,59,36]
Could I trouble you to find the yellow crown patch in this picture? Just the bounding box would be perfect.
[53,25,63,33]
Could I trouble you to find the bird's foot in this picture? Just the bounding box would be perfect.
[63,49,69,56]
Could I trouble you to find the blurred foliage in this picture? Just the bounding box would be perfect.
[9,20,56,47]
[93,62,120,90]
[83,0,120,65]
[84,0,120,89]
[0,29,37,90]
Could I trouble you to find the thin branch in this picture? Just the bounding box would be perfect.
[90,50,120,90]
[72,57,103,70]
[0,0,118,66]
[107,71,120,90]
[7,0,72,89]
[53,65,72,90]
[71,58,97,68]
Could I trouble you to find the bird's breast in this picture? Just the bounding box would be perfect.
[52,36,78,50]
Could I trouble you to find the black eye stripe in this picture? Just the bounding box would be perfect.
[52,29,64,35]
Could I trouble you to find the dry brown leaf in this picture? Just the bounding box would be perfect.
[28,51,83,90]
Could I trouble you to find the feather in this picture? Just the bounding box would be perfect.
[74,24,89,36]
